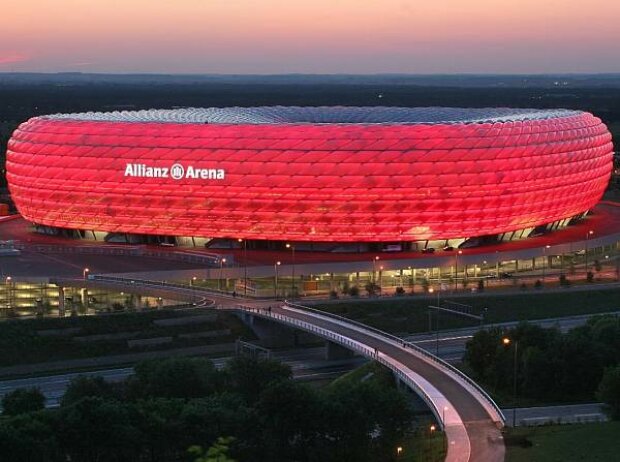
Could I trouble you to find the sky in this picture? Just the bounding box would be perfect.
[1,0,619,74]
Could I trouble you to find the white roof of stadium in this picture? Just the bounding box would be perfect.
[44,106,583,125]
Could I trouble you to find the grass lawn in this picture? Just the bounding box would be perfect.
[317,289,620,334]
[505,422,620,462]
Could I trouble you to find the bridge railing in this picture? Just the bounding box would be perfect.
[82,276,215,307]
[284,300,505,425]
[233,304,445,428]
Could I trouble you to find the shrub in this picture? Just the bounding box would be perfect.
[587,271,594,283]
[534,279,542,289]
[348,286,360,297]
[329,290,339,299]
[597,366,620,420]
[395,286,405,296]
[2,388,45,415]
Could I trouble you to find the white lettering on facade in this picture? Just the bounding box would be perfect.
[123,163,225,180]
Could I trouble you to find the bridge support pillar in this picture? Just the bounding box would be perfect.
[238,313,299,348]
[325,341,354,360]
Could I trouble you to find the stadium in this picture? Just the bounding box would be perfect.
[5,106,614,252]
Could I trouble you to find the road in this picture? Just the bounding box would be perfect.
[0,347,365,408]
[501,403,607,427]
[405,312,620,363]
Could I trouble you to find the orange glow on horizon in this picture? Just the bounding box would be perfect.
[1,0,619,73]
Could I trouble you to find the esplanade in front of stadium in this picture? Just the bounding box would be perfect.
[6,106,614,252]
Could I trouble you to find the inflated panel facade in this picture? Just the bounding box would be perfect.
[6,108,614,242]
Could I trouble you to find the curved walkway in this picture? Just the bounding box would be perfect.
[66,276,506,462]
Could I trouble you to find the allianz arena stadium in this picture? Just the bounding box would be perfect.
[6,106,614,249]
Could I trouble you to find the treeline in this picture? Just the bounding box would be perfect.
[0,356,414,462]
[464,315,620,409]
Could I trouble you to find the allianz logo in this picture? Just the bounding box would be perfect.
[124,163,225,180]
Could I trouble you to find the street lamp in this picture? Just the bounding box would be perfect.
[372,255,380,284]
[5,276,11,312]
[429,424,436,457]
[238,238,248,297]
[542,245,550,284]
[218,258,227,292]
[455,250,463,290]
[83,268,90,280]
[396,446,403,458]
[503,336,519,427]
[190,276,197,287]
[274,261,281,299]
[585,230,594,275]
[286,244,296,300]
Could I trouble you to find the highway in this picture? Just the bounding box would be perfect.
[405,312,620,363]
[0,347,365,409]
[501,403,607,427]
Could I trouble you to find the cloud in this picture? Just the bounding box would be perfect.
[0,52,30,65]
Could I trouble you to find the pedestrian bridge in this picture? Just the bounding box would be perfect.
[232,301,506,462]
[69,275,506,462]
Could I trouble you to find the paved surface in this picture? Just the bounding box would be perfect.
[406,312,620,363]
[1,201,620,280]
[0,347,365,408]
[501,403,607,427]
[271,304,505,462]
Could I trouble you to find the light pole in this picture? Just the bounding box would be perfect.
[5,276,11,313]
[542,245,550,284]
[429,424,436,459]
[585,230,594,276]
[503,336,519,427]
[286,243,296,300]
[274,261,281,299]
[238,238,248,297]
[218,258,227,292]
[372,255,380,284]
[83,268,90,280]
[454,250,462,291]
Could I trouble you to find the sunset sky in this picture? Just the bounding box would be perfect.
[2,0,619,74]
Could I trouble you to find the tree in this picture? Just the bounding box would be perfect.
[587,271,594,283]
[464,328,503,381]
[223,356,292,404]
[2,388,45,416]
[57,397,143,462]
[189,437,237,462]
[597,366,620,420]
[61,375,119,406]
[129,357,220,399]
[0,413,62,462]
[477,279,484,292]
[256,380,322,460]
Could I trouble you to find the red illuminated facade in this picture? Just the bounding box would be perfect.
[6,107,614,243]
